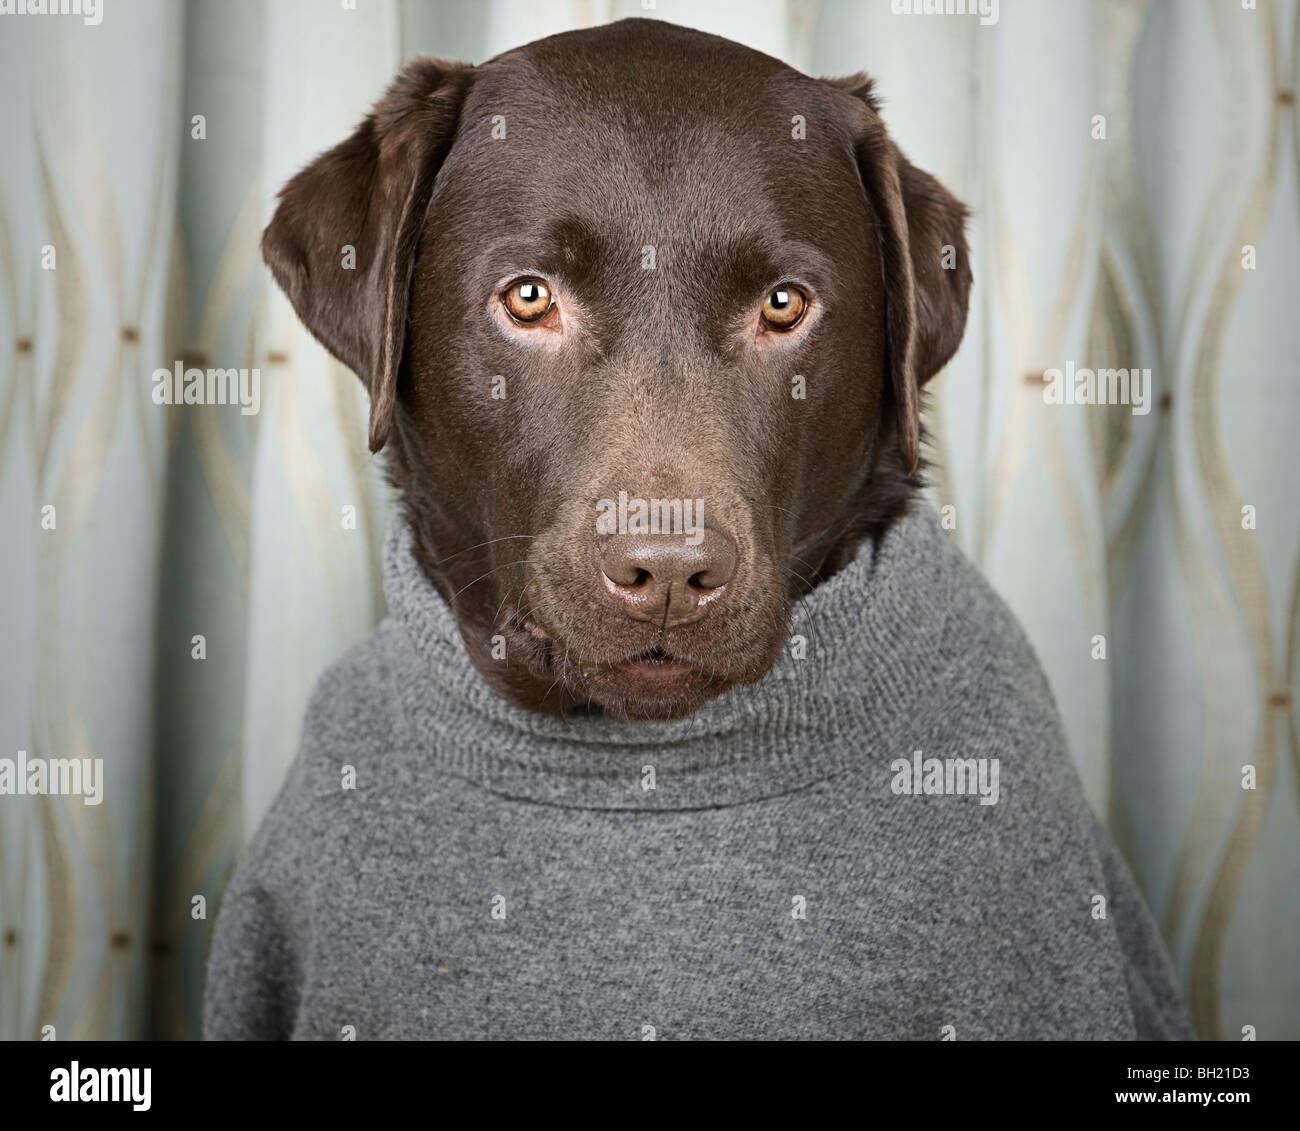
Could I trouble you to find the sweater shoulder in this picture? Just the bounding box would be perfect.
[236,619,407,878]
[299,617,407,747]
[909,508,1061,715]
[286,617,411,820]
[304,618,405,733]
[882,508,1074,794]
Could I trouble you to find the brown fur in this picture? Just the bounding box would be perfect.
[261,19,971,721]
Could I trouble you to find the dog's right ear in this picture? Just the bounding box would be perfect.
[262,57,473,453]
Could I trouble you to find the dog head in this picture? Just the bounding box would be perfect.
[262,19,971,721]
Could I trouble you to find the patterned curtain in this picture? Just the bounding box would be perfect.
[0,0,1295,1040]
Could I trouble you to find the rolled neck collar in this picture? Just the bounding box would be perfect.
[382,505,954,810]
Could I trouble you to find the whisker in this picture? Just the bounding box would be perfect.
[450,559,544,603]
[435,534,538,567]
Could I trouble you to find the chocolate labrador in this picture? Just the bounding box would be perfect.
[263,16,970,721]
[212,15,1195,1045]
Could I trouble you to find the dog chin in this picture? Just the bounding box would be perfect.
[577,664,734,722]
[580,679,732,722]
[486,615,783,720]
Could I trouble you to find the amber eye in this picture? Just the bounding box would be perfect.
[502,278,554,323]
[761,285,807,330]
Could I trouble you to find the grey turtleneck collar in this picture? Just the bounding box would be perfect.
[383,503,954,810]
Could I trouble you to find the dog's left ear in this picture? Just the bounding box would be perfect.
[262,57,474,452]
[827,74,973,473]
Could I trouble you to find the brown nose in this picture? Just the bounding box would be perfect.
[599,528,737,626]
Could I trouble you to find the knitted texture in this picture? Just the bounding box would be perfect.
[203,504,1191,1039]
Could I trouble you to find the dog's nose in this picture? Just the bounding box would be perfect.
[599,528,737,626]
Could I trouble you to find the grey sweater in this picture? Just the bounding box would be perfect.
[203,504,1191,1040]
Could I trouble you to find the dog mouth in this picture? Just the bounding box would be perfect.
[597,646,699,683]
[521,620,716,703]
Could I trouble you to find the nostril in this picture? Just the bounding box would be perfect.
[602,566,652,590]
[688,569,725,592]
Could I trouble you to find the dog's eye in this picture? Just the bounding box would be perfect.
[761,286,807,330]
[502,278,554,323]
